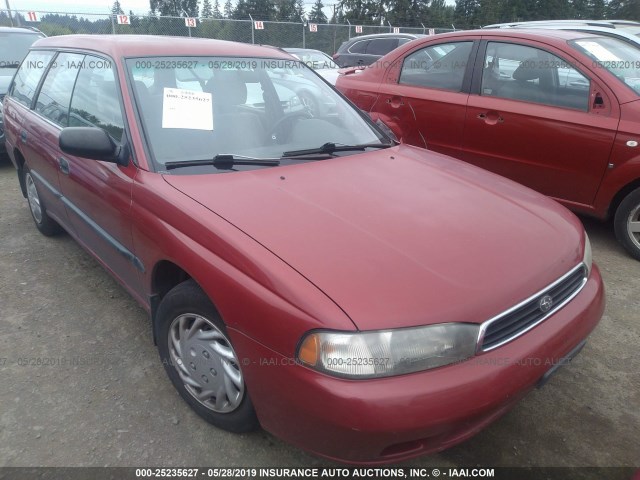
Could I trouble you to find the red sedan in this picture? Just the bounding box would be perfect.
[336,29,640,262]
[4,35,603,463]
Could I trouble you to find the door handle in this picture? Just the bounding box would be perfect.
[387,96,404,108]
[58,157,70,175]
[20,130,27,144]
[477,111,504,125]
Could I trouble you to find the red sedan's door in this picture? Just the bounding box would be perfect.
[463,40,618,207]
[5,51,69,224]
[57,55,143,298]
[371,40,476,156]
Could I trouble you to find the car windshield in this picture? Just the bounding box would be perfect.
[570,36,640,95]
[0,32,43,68]
[126,56,385,172]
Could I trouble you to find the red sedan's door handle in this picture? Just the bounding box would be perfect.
[387,96,404,108]
[477,111,504,125]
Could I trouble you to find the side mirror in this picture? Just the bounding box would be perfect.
[59,127,124,164]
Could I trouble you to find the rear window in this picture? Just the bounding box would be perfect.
[9,50,54,107]
[0,31,43,67]
[348,40,370,54]
[366,38,399,55]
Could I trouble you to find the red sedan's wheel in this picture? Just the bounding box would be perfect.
[156,280,259,433]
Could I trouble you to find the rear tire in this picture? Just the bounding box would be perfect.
[614,187,640,261]
[23,166,61,236]
[156,280,259,433]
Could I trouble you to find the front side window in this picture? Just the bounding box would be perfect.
[9,50,54,107]
[35,52,84,127]
[126,56,387,172]
[570,36,640,95]
[69,55,124,142]
[481,42,590,111]
[399,41,473,91]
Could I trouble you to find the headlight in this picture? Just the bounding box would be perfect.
[297,323,479,379]
[583,232,592,276]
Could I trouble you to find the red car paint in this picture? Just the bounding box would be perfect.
[336,29,640,221]
[4,35,603,463]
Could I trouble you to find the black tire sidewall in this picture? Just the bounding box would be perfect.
[614,188,640,261]
[23,165,60,236]
[156,280,258,433]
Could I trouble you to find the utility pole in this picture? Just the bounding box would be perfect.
[4,0,14,26]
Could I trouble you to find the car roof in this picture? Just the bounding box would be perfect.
[344,32,424,42]
[284,48,325,54]
[508,24,640,45]
[454,28,608,42]
[0,26,44,34]
[31,34,293,60]
[483,20,620,29]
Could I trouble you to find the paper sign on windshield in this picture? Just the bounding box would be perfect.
[575,41,621,62]
[162,88,214,131]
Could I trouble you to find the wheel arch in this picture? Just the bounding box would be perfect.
[150,260,193,344]
[13,148,27,198]
[608,177,640,220]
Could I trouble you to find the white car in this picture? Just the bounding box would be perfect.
[284,48,340,85]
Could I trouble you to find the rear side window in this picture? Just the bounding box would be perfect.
[69,55,124,142]
[366,38,399,55]
[35,52,84,127]
[399,41,473,91]
[9,50,54,107]
[348,40,370,54]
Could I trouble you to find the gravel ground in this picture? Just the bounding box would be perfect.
[0,157,638,470]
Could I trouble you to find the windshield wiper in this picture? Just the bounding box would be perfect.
[164,154,280,171]
[282,142,392,158]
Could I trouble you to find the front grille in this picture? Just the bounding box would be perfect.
[479,264,587,352]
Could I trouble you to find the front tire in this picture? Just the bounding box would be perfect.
[614,187,640,261]
[23,166,61,236]
[156,280,258,433]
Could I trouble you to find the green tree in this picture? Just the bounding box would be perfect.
[608,0,640,20]
[309,0,328,23]
[454,0,481,28]
[150,0,200,16]
[201,0,213,17]
[111,1,125,15]
[213,0,223,18]
[275,0,299,21]
[223,0,233,17]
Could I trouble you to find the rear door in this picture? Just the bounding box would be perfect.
[4,50,70,225]
[462,39,618,206]
[371,40,476,155]
[57,54,143,295]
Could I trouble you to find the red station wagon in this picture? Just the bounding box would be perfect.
[4,35,604,463]
[336,29,640,261]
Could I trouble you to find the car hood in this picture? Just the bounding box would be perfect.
[316,68,339,85]
[163,145,584,331]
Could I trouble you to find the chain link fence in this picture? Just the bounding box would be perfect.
[0,9,454,55]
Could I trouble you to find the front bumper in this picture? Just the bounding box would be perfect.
[230,265,605,464]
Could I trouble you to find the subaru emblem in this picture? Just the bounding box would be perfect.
[539,295,554,313]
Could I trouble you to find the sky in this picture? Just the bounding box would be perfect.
[5,0,455,17]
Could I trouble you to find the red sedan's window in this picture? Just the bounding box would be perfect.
[34,52,84,127]
[9,50,54,108]
[69,56,125,142]
[399,42,472,92]
[481,42,590,111]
